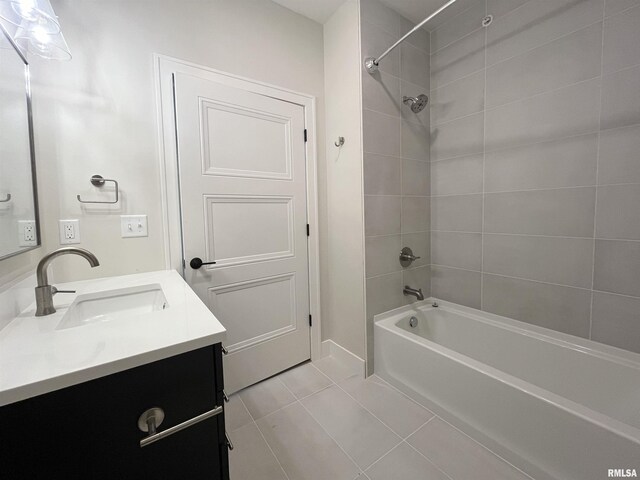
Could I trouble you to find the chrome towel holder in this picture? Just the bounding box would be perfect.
[334,136,345,147]
[0,193,11,203]
[77,175,119,204]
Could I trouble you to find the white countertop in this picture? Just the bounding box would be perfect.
[0,270,226,407]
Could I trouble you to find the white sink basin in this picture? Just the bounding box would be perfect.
[57,284,168,330]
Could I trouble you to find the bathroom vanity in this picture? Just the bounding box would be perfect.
[0,270,229,479]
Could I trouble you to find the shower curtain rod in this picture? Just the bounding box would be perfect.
[364,0,458,74]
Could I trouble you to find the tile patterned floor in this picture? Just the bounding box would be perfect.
[227,356,534,480]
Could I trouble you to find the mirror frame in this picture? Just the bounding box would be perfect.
[0,24,41,261]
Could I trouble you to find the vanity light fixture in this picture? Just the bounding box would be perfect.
[0,0,59,33]
[13,21,71,59]
[0,0,71,60]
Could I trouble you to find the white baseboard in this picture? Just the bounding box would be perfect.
[321,340,365,378]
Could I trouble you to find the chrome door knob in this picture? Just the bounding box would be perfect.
[190,257,217,269]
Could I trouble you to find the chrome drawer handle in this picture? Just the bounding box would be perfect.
[221,345,228,355]
[225,432,234,451]
[138,405,223,447]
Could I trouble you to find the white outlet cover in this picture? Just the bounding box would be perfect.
[59,219,80,245]
[121,215,148,238]
[18,220,37,247]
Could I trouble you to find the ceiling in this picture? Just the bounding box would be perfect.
[269,0,349,24]
[270,0,473,29]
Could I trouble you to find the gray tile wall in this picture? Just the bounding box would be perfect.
[429,0,640,353]
[361,0,431,372]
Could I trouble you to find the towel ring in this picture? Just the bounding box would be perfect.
[0,193,11,203]
[334,136,345,147]
[77,175,119,204]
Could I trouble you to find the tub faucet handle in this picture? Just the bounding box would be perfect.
[399,247,421,267]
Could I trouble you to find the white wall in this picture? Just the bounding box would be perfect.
[0,0,327,300]
[323,0,366,359]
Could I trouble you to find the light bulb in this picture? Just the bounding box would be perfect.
[30,24,49,47]
[13,0,37,21]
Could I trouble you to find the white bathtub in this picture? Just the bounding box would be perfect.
[374,299,640,480]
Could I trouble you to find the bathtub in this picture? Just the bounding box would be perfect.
[374,299,640,480]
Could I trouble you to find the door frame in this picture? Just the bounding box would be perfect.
[153,54,322,362]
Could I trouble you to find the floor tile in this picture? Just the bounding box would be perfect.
[407,418,531,480]
[238,376,296,420]
[339,375,434,438]
[301,385,402,469]
[278,362,333,399]
[313,355,360,383]
[225,394,253,432]
[365,442,450,480]
[228,422,287,480]
[256,402,360,480]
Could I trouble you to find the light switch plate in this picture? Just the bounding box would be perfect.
[121,215,148,238]
[59,219,80,245]
[18,220,37,247]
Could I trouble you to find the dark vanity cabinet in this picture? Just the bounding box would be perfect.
[0,345,230,480]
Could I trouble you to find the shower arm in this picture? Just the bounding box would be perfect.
[364,0,458,74]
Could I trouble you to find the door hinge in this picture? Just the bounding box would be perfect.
[309,314,312,327]
[304,129,308,142]
[306,224,310,236]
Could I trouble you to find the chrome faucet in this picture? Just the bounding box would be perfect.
[35,247,100,316]
[403,285,424,301]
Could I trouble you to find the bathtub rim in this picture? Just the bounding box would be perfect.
[374,297,640,444]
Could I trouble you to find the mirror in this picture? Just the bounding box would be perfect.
[0,27,39,260]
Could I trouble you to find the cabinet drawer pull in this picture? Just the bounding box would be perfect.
[138,406,223,447]
[225,432,234,451]
[223,390,229,403]
[221,345,228,355]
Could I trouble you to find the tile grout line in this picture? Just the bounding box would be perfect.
[296,363,440,475]
[431,120,640,163]
[589,0,607,341]
[422,414,536,480]
[332,378,412,442]
[241,369,336,422]
[360,442,408,477]
[433,264,595,292]
[430,0,481,53]
[606,1,640,18]
[361,18,430,56]
[433,128,597,162]
[434,260,640,300]
[432,229,640,244]
[431,182,640,197]
[429,22,434,300]
[400,439,456,480]
[432,8,640,95]
[331,369,531,479]
[431,16,486,57]
[234,393,292,480]
[334,397,446,479]
[434,71,602,130]
[480,0,488,311]
[276,373,368,477]
[432,52,640,131]
[485,16,605,70]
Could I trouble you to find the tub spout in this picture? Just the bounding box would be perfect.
[403,285,424,301]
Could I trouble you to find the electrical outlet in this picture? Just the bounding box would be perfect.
[121,215,148,238]
[18,220,37,247]
[59,219,80,244]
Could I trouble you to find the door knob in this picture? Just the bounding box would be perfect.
[190,257,217,269]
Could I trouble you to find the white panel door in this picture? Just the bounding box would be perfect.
[174,73,310,393]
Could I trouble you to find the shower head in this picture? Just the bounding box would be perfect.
[403,94,428,113]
